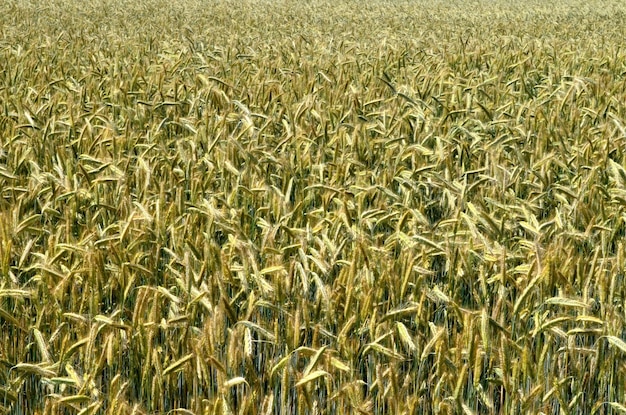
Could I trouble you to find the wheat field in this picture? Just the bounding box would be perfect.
[2,0,626,414]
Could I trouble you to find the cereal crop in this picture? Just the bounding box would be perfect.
[2,0,626,413]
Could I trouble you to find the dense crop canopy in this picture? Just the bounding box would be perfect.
[2,0,626,413]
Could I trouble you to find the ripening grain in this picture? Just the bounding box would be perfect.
[2,0,626,414]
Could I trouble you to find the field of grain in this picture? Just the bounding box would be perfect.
[2,0,626,413]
